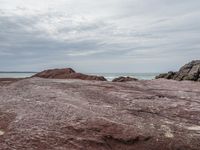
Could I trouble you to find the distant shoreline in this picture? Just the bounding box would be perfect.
[0,72,159,80]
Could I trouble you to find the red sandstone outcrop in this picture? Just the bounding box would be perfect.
[0,78,200,150]
[32,68,107,81]
[112,76,138,82]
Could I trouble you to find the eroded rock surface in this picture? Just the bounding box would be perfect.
[0,78,22,86]
[156,60,200,81]
[0,78,200,150]
[112,76,138,82]
[32,68,107,81]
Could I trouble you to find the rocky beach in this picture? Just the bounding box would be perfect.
[0,63,200,149]
[1,0,200,149]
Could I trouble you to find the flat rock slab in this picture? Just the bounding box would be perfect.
[0,78,22,86]
[0,78,200,150]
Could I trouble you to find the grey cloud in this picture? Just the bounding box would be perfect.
[0,0,200,72]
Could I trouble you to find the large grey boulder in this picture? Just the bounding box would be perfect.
[156,60,200,81]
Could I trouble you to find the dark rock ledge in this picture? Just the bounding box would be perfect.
[112,76,138,82]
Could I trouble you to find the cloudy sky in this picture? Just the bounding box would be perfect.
[0,0,200,73]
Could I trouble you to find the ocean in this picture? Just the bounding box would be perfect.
[0,72,36,78]
[89,73,159,81]
[0,72,160,81]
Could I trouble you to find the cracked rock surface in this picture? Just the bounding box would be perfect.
[0,78,200,150]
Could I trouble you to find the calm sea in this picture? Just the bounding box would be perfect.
[0,72,159,81]
[89,73,159,81]
[0,72,36,78]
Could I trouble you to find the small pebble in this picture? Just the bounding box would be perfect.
[0,130,5,136]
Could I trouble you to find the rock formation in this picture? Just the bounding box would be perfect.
[156,60,200,81]
[112,76,138,82]
[0,78,200,149]
[32,68,107,81]
[156,71,177,80]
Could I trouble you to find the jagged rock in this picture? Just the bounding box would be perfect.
[155,71,176,80]
[155,73,168,79]
[156,60,200,81]
[32,68,107,81]
[174,60,200,81]
[0,78,200,150]
[112,76,138,82]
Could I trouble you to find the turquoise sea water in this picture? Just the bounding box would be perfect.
[0,72,160,81]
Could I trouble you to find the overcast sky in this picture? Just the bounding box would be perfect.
[0,0,200,73]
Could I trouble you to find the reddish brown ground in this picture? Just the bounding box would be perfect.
[0,78,200,150]
[0,78,22,86]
